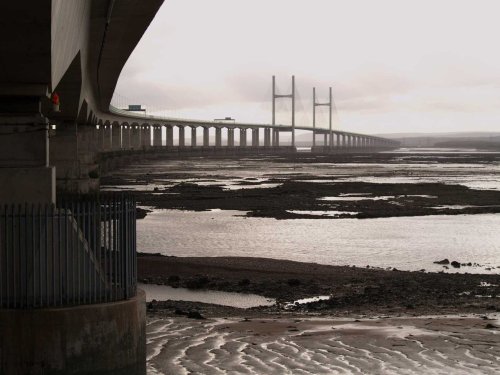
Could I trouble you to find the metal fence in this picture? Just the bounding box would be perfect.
[0,195,137,309]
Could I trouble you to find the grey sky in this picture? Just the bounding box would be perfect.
[114,0,500,134]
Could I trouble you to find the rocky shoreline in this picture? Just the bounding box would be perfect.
[139,254,500,318]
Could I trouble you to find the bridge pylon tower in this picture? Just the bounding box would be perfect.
[313,86,333,149]
[272,75,295,147]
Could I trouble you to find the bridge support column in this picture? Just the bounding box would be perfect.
[50,122,85,194]
[264,128,271,147]
[97,125,105,151]
[166,126,174,147]
[153,126,162,147]
[0,94,56,204]
[240,128,247,147]
[272,129,280,147]
[141,126,151,149]
[215,128,222,147]
[191,127,197,147]
[111,124,121,150]
[77,125,100,192]
[252,129,259,147]
[178,126,185,147]
[122,126,131,149]
[203,127,209,147]
[228,128,234,147]
[103,125,112,151]
[131,125,141,150]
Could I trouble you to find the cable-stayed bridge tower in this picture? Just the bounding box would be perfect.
[272,75,295,147]
[313,86,333,148]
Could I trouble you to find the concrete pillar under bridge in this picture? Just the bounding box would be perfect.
[264,128,271,147]
[215,127,222,147]
[49,122,99,194]
[252,128,259,147]
[240,128,247,147]
[166,126,174,147]
[112,123,121,150]
[103,125,112,151]
[141,125,151,149]
[227,128,235,147]
[0,93,55,204]
[131,125,141,150]
[178,126,185,147]
[191,127,197,147]
[122,126,131,150]
[203,127,210,147]
[272,129,280,147]
[153,126,162,147]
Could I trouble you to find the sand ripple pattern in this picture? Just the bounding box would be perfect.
[147,315,500,375]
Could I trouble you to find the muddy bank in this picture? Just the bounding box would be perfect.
[137,180,500,219]
[139,254,500,317]
[102,152,500,220]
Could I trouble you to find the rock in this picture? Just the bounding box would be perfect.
[187,310,206,320]
[174,308,188,316]
[168,275,180,283]
[450,261,461,268]
[433,259,450,265]
[485,323,497,329]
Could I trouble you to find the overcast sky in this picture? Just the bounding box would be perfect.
[114,0,500,134]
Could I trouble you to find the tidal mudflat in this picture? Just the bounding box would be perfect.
[102,150,500,374]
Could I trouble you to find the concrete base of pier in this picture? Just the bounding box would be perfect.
[0,290,146,375]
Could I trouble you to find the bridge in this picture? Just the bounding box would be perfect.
[0,1,396,374]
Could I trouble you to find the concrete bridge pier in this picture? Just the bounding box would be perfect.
[264,128,271,147]
[131,125,141,150]
[141,125,151,149]
[189,126,197,147]
[77,125,100,192]
[103,125,112,151]
[153,126,162,147]
[228,128,235,147]
[50,121,78,193]
[112,123,121,150]
[166,126,174,147]
[215,127,222,147]
[252,129,259,147]
[240,128,247,147]
[272,129,280,146]
[0,93,55,204]
[122,126,131,150]
[179,126,185,147]
[203,127,210,147]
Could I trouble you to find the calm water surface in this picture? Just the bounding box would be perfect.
[138,209,500,274]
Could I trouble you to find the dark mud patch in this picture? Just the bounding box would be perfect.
[134,180,500,219]
[139,255,500,316]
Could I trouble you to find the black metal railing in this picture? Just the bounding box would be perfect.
[0,194,136,309]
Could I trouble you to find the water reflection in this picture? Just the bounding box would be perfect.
[137,210,500,274]
[139,283,275,308]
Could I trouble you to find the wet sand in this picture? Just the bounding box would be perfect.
[147,314,500,375]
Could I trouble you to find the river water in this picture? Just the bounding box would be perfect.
[113,149,500,274]
[137,209,500,274]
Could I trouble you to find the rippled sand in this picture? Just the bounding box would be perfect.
[147,315,500,374]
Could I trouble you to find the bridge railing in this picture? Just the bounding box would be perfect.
[0,194,137,309]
